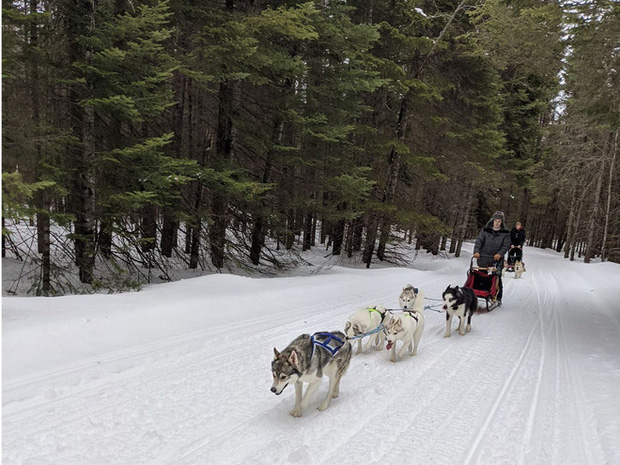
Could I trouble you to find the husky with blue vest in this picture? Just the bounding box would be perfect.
[271,331,352,417]
[344,305,390,354]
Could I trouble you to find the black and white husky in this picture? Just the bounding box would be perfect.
[442,285,478,337]
[271,332,352,417]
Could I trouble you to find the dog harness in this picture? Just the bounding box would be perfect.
[368,307,383,317]
[311,332,345,357]
[403,311,419,323]
[367,307,388,324]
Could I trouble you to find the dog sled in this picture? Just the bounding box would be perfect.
[464,258,502,312]
[505,249,523,272]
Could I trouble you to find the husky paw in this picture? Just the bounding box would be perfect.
[444,333,451,338]
[317,402,329,411]
[290,407,302,417]
[390,357,397,363]
[459,331,465,336]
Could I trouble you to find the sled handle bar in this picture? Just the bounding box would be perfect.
[470,256,503,272]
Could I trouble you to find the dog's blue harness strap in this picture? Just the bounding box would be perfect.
[346,324,385,341]
[311,332,345,357]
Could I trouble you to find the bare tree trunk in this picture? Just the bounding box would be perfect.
[67,2,98,285]
[73,100,97,284]
[189,218,201,269]
[454,187,474,258]
[302,210,313,251]
[250,119,282,265]
[584,138,608,263]
[140,205,157,253]
[2,217,6,259]
[570,196,584,261]
[377,98,407,261]
[161,210,178,258]
[362,212,379,268]
[601,130,618,262]
[30,0,51,294]
[331,217,345,255]
[211,79,240,269]
[564,186,577,259]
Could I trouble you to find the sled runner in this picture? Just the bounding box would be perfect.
[464,258,502,312]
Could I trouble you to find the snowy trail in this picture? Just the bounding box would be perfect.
[3,247,620,464]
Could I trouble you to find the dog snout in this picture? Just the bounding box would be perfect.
[270,386,277,394]
[442,304,447,310]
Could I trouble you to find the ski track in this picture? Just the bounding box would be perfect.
[3,251,616,465]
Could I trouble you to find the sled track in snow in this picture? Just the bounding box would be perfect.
[3,288,396,418]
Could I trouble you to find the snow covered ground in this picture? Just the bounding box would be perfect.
[3,243,620,464]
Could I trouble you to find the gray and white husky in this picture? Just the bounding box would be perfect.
[271,332,352,417]
[384,311,425,362]
[344,305,389,354]
[398,284,425,312]
[442,285,478,337]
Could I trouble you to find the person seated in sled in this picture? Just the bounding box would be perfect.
[473,211,510,303]
[507,221,526,267]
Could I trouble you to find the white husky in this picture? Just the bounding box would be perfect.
[344,305,389,354]
[384,311,425,362]
[514,260,526,279]
[398,284,425,312]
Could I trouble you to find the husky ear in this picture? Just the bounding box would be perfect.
[273,348,280,359]
[288,350,300,370]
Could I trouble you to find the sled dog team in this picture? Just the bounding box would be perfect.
[271,283,478,417]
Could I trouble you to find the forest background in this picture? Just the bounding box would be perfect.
[2,0,619,296]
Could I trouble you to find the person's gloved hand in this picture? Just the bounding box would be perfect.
[474,253,480,259]
[493,254,501,261]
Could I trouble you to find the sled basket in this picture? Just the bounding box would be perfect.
[465,258,502,311]
[465,270,499,299]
